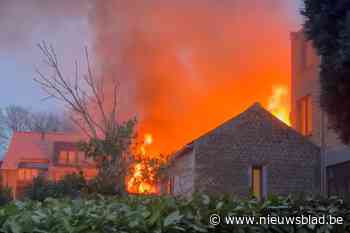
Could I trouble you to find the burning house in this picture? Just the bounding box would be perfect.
[166,103,320,199]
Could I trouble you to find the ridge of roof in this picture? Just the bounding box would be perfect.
[190,102,276,142]
[170,102,317,162]
[170,102,264,161]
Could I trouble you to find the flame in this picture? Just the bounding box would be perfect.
[144,133,153,145]
[267,86,290,125]
[127,84,291,195]
[91,1,294,194]
[92,0,294,157]
[127,133,158,194]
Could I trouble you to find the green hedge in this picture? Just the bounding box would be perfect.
[23,172,117,201]
[0,195,349,233]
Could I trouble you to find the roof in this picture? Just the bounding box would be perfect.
[2,131,84,170]
[326,146,350,166]
[171,102,318,161]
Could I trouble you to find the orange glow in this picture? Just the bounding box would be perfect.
[144,133,153,145]
[127,133,159,194]
[267,86,290,125]
[93,1,294,157]
[92,1,295,194]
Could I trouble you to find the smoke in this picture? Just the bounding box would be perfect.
[0,0,298,153]
[0,0,89,51]
[90,0,297,154]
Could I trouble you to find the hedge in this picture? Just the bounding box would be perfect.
[0,195,349,233]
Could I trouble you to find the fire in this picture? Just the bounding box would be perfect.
[127,83,291,195]
[127,133,159,194]
[267,86,290,125]
[144,133,153,145]
[92,1,295,194]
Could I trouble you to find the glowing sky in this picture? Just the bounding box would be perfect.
[0,0,302,112]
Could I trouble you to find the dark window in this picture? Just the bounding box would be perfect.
[327,162,350,199]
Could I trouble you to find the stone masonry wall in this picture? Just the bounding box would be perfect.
[168,148,195,197]
[193,105,320,197]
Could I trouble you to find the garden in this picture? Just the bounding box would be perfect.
[0,175,349,233]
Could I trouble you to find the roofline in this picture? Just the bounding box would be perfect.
[184,102,263,144]
[168,101,319,162]
[169,102,264,161]
[169,142,194,163]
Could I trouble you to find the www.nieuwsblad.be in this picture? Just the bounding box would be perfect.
[209,214,344,226]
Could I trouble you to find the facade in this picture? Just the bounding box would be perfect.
[0,132,97,198]
[167,103,320,198]
[291,30,350,198]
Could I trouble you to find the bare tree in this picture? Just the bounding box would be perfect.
[34,42,135,195]
[0,105,32,132]
[0,105,35,153]
[0,105,73,154]
[30,112,74,133]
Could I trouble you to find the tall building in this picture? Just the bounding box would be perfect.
[291,30,350,198]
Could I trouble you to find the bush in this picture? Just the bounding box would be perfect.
[83,172,118,196]
[23,172,87,201]
[0,195,349,232]
[0,187,12,206]
[55,172,86,198]
[24,171,120,200]
[23,175,53,201]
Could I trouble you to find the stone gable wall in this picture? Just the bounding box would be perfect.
[168,149,195,197]
[193,109,320,197]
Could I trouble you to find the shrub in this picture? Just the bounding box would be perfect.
[0,195,348,232]
[24,171,120,200]
[23,175,54,201]
[83,172,117,196]
[55,172,86,198]
[23,172,87,201]
[0,187,12,206]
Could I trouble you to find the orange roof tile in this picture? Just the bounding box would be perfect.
[2,132,84,170]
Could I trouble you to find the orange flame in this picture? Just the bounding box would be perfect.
[144,133,153,145]
[91,0,296,183]
[127,133,158,194]
[267,86,290,125]
[127,86,291,195]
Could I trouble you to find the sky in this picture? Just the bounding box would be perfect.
[0,0,91,112]
[0,0,302,113]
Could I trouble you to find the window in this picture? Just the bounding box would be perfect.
[251,166,262,199]
[18,169,38,182]
[68,151,76,164]
[169,176,175,194]
[58,150,78,165]
[298,95,312,136]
